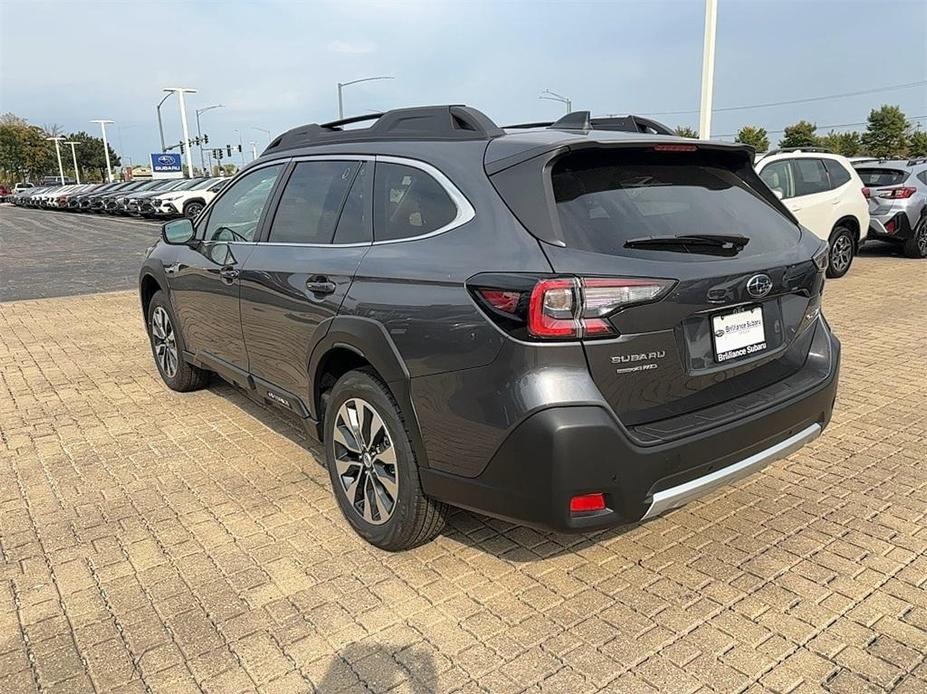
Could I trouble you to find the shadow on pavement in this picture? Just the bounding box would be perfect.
[316,642,437,693]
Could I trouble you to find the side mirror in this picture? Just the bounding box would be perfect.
[162,218,195,245]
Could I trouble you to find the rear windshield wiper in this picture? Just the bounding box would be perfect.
[624,234,750,256]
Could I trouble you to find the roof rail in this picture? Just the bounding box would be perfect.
[265,105,504,153]
[504,111,676,136]
[906,156,927,166]
[765,146,833,156]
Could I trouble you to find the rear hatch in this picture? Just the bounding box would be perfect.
[489,142,826,435]
[855,167,912,219]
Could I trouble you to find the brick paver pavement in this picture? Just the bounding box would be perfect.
[1,243,925,692]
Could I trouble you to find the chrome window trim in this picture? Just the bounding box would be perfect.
[210,153,475,248]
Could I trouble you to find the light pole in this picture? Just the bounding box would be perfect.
[163,87,197,178]
[156,93,171,151]
[252,127,271,145]
[250,141,257,162]
[46,136,66,184]
[90,119,115,182]
[337,76,394,119]
[196,104,224,175]
[698,0,718,138]
[64,141,81,184]
[539,89,572,114]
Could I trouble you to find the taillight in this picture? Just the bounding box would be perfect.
[570,493,606,514]
[876,186,916,199]
[653,144,697,153]
[471,274,674,341]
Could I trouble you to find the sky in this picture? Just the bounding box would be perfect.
[1,0,925,168]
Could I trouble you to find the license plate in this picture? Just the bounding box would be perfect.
[712,305,767,362]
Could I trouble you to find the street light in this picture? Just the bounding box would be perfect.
[539,89,572,114]
[698,0,718,138]
[252,126,271,145]
[46,136,66,185]
[337,76,394,119]
[196,104,224,174]
[64,141,81,184]
[90,120,115,182]
[250,141,257,162]
[156,93,171,151]
[163,87,197,178]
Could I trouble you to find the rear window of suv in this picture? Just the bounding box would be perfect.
[551,150,799,257]
[855,168,909,187]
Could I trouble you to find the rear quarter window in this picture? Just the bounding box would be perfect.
[551,149,800,258]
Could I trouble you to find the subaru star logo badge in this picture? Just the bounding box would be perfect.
[746,274,773,299]
[157,155,174,165]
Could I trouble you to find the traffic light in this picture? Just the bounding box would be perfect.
[180,142,185,154]
[237,144,242,152]
[203,134,209,144]
[226,146,232,157]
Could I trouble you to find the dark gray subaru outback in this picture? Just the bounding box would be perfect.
[139,105,840,550]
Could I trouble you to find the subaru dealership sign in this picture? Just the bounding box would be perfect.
[150,153,183,179]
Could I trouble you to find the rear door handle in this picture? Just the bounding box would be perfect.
[219,267,239,283]
[306,277,336,295]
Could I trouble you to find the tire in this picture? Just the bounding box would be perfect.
[146,290,210,392]
[183,201,204,220]
[324,369,447,551]
[826,226,855,278]
[902,217,927,259]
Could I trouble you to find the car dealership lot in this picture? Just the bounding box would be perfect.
[1,207,925,693]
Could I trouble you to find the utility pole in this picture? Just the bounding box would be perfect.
[64,141,81,184]
[46,136,66,184]
[163,87,197,178]
[698,0,718,139]
[539,89,572,114]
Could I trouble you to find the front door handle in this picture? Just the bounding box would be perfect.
[306,277,336,295]
[219,267,239,284]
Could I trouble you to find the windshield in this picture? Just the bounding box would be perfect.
[855,168,909,187]
[551,150,799,257]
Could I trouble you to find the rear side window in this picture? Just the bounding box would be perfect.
[759,160,795,199]
[791,159,830,196]
[824,159,851,187]
[550,150,799,257]
[856,168,910,187]
[269,161,358,244]
[374,163,456,241]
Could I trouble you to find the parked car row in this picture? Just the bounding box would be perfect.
[754,149,927,275]
[6,177,229,219]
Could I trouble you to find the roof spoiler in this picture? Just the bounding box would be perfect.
[505,111,676,136]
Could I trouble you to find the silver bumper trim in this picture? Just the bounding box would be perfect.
[640,423,822,521]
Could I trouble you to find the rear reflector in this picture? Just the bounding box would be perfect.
[570,493,606,513]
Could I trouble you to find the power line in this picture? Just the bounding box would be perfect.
[715,114,927,139]
[646,80,927,117]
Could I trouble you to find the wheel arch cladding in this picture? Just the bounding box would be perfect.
[140,273,162,318]
[308,316,431,468]
[833,216,860,243]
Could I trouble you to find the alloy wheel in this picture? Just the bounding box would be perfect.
[332,398,399,526]
[185,203,204,219]
[830,234,853,273]
[150,306,179,378]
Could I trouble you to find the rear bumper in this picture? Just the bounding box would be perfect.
[868,211,917,241]
[420,323,840,532]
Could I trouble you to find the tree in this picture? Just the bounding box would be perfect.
[675,126,698,138]
[735,125,769,152]
[0,114,55,182]
[862,105,909,158]
[909,130,927,157]
[779,121,819,149]
[819,130,862,157]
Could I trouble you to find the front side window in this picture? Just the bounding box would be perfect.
[268,161,358,244]
[791,158,830,196]
[203,164,283,242]
[823,159,851,188]
[374,162,457,242]
[759,160,795,199]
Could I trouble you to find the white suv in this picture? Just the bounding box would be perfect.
[151,177,228,220]
[756,149,869,278]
